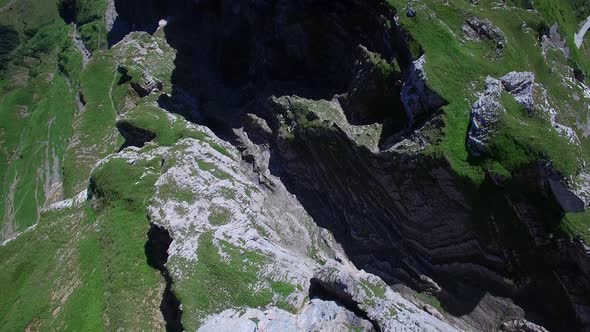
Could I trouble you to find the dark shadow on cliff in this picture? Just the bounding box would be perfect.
[154,0,415,140]
[145,223,184,332]
[107,0,169,46]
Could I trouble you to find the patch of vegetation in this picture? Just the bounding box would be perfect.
[0,152,165,331]
[415,292,443,312]
[0,59,77,236]
[219,187,236,200]
[270,281,297,297]
[58,0,107,51]
[570,0,590,20]
[89,157,159,211]
[360,280,387,299]
[250,221,270,239]
[561,211,590,243]
[382,0,590,241]
[156,180,196,203]
[174,231,273,330]
[117,103,210,147]
[484,92,579,176]
[534,0,590,72]
[196,160,232,180]
[208,206,232,226]
[209,141,232,158]
[63,54,122,197]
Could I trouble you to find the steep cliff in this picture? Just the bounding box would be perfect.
[1,0,590,331]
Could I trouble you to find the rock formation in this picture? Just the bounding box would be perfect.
[1,0,590,331]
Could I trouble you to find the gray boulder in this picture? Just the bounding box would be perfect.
[467,72,535,157]
[467,77,504,157]
[500,72,535,112]
[462,17,506,51]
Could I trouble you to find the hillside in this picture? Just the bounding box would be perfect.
[1,0,590,331]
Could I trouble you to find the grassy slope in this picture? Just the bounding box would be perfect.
[387,0,590,226]
[0,155,166,330]
[64,0,108,51]
[62,53,121,197]
[0,2,82,238]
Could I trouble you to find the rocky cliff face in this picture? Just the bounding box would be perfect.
[103,0,590,330]
[2,0,590,331]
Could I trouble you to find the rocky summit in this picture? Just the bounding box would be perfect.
[1,0,590,331]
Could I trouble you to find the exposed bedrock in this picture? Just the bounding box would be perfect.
[260,96,590,331]
[111,0,590,330]
[154,0,421,137]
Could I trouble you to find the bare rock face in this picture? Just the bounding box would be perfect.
[260,91,590,331]
[500,319,549,332]
[107,2,590,331]
[500,72,535,111]
[106,106,461,331]
[467,71,537,157]
[401,55,447,127]
[467,76,504,157]
[197,300,376,332]
[541,23,571,59]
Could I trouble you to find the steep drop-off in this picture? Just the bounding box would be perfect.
[108,0,590,330]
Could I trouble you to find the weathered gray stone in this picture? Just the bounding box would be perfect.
[467,77,504,157]
[462,17,506,51]
[401,55,446,128]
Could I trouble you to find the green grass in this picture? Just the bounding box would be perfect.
[0,208,85,330]
[383,0,590,239]
[562,211,590,243]
[415,292,444,312]
[63,54,121,197]
[157,181,196,203]
[196,160,233,180]
[175,231,273,330]
[58,0,108,51]
[0,45,77,237]
[0,0,61,35]
[483,92,580,175]
[387,0,588,179]
[90,157,159,210]
[360,280,387,299]
[0,139,170,330]
[117,103,208,146]
[270,281,297,297]
[208,206,232,226]
[535,0,590,73]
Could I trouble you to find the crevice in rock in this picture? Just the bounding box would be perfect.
[145,223,184,332]
[116,122,156,151]
[309,278,381,332]
[78,91,86,106]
